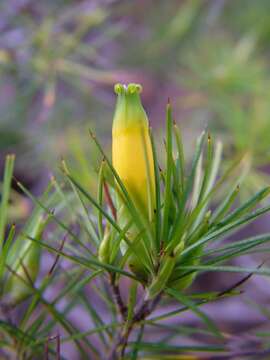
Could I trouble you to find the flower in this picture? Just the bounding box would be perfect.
[112,83,155,221]
[111,83,155,279]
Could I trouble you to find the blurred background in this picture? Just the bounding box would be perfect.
[1,0,270,357]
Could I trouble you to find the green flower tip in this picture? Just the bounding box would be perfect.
[114,83,142,95]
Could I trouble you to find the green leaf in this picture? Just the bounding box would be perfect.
[215,186,270,228]
[181,203,270,259]
[150,129,162,251]
[168,131,206,251]
[178,264,270,277]
[173,122,185,194]
[64,170,153,273]
[97,160,105,239]
[204,233,270,258]
[0,154,15,248]
[25,234,138,280]
[130,324,145,360]
[0,225,15,281]
[129,341,224,353]
[162,102,174,244]
[166,288,223,339]
[51,172,99,248]
[211,183,240,224]
[5,262,95,357]
[16,179,92,256]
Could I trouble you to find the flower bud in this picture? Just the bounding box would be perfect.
[112,83,155,220]
[98,225,112,264]
[112,83,155,278]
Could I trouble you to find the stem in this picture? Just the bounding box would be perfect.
[109,273,127,320]
[107,293,162,360]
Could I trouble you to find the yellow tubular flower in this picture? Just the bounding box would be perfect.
[112,83,155,278]
[112,83,155,220]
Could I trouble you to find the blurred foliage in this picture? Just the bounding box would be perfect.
[0,0,120,181]
[177,1,270,196]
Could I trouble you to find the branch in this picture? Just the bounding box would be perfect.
[109,273,127,321]
[107,293,162,360]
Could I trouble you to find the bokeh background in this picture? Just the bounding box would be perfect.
[1,0,270,358]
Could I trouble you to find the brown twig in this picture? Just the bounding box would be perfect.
[44,338,49,360]
[217,260,265,298]
[44,334,60,360]
[56,332,60,360]
[19,260,35,288]
[109,273,127,320]
[48,235,67,276]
